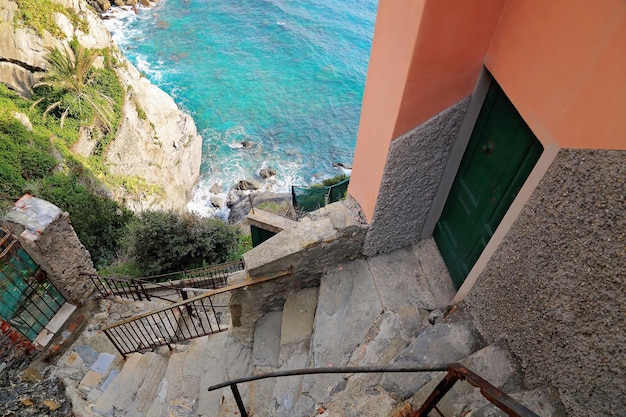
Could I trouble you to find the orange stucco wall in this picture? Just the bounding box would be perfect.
[393,0,505,137]
[350,0,503,222]
[485,0,626,150]
[351,0,626,222]
[349,0,426,223]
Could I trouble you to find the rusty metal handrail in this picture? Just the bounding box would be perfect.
[101,291,228,357]
[207,363,540,417]
[101,267,294,357]
[417,363,540,416]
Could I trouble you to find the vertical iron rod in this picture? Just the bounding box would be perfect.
[127,321,147,351]
[141,283,151,301]
[104,328,126,358]
[230,384,248,417]
[209,297,219,332]
[181,291,193,316]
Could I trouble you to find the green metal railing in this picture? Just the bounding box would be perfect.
[0,228,65,342]
[292,177,350,212]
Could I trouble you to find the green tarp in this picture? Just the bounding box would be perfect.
[292,177,350,212]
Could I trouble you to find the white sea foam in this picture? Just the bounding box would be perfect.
[102,7,140,47]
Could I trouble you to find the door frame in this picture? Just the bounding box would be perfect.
[423,69,560,302]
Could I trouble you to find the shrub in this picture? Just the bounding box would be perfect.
[18,148,57,180]
[123,210,242,276]
[37,173,134,267]
[322,173,349,187]
[0,108,58,202]
[229,233,253,261]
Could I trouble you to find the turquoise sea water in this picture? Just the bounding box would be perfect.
[103,0,377,215]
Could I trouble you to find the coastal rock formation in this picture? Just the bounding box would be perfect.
[235,179,261,191]
[85,0,154,13]
[259,166,277,179]
[0,0,202,212]
[105,60,202,212]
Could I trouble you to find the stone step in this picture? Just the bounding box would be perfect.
[92,352,143,416]
[197,333,253,417]
[125,352,169,416]
[366,238,456,312]
[145,334,247,417]
[93,351,167,416]
[145,346,188,417]
[378,318,484,400]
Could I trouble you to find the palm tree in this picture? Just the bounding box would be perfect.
[32,38,115,132]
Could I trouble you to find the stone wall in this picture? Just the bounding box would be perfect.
[362,98,470,256]
[5,196,96,305]
[466,149,626,417]
[230,199,368,344]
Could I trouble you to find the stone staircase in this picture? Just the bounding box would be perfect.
[58,240,565,417]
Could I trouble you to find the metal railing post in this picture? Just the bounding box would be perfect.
[416,370,460,416]
[181,290,193,316]
[230,384,248,417]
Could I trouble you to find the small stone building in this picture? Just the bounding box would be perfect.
[1,195,95,348]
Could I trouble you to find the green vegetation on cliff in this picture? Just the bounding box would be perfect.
[0,37,129,267]
[0,82,132,266]
[1,31,247,273]
[1,82,246,271]
[32,40,124,147]
[14,0,89,37]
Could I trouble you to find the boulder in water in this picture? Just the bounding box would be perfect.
[333,162,352,170]
[210,182,222,194]
[210,193,228,210]
[241,141,256,149]
[236,179,261,191]
[259,167,277,179]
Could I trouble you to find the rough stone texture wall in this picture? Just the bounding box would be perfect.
[231,199,368,344]
[104,63,202,212]
[466,149,625,417]
[5,196,96,305]
[229,272,321,346]
[363,98,470,257]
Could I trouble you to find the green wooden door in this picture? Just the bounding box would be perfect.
[434,81,543,289]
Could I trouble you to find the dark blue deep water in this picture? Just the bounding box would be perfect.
[104,0,377,214]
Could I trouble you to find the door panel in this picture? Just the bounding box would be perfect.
[434,80,543,289]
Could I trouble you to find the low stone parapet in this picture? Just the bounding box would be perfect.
[230,199,367,344]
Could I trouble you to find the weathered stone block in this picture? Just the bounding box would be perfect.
[5,195,96,305]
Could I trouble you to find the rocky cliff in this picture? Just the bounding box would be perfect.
[0,0,202,212]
